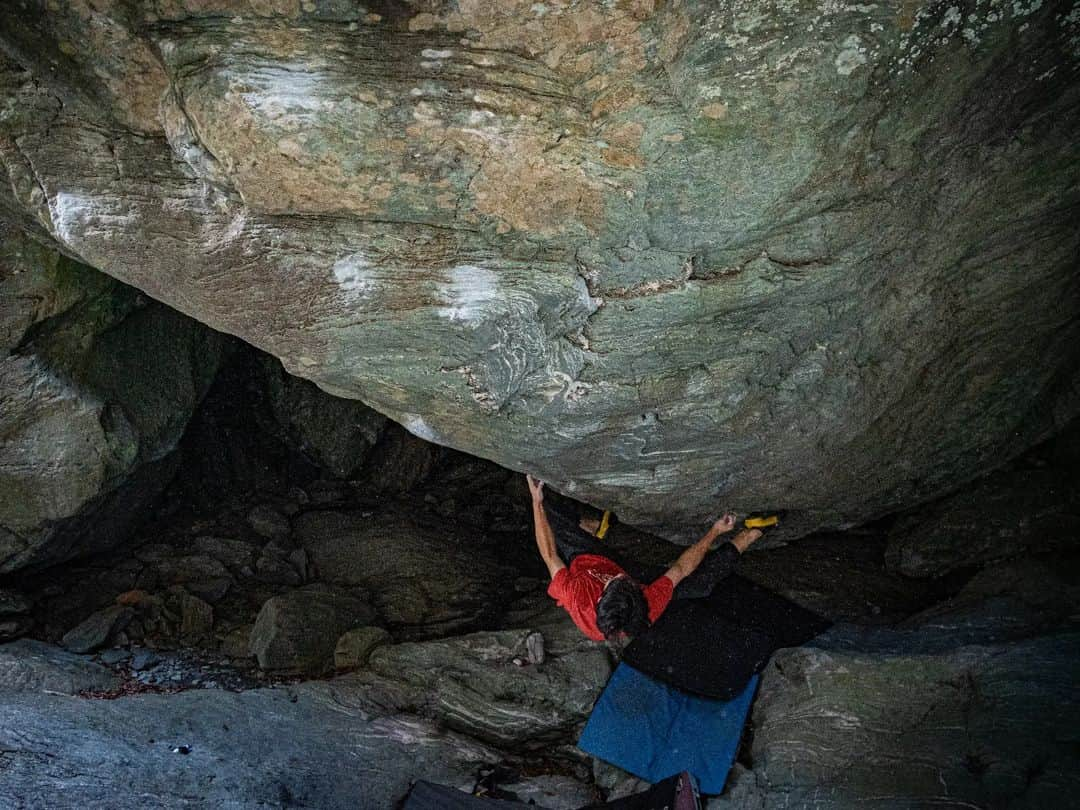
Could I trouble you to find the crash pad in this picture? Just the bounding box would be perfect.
[623,575,831,701]
[578,664,758,795]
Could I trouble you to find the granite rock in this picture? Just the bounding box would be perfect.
[709,561,1080,807]
[886,460,1080,577]
[0,639,119,695]
[0,681,506,809]
[249,584,377,673]
[713,633,1080,807]
[0,227,224,574]
[334,626,392,671]
[0,587,32,640]
[0,4,1075,540]
[295,508,518,639]
[60,605,133,654]
[360,626,612,749]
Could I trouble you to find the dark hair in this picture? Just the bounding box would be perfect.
[596,578,650,641]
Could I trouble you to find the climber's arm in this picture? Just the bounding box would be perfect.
[663,513,736,587]
[528,475,566,580]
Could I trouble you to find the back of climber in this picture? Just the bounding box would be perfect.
[526,475,761,643]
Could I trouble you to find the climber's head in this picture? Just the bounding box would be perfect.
[596,576,649,642]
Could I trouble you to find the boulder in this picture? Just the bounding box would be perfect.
[0,681,504,809]
[259,353,387,479]
[715,633,1080,808]
[192,535,258,570]
[152,555,233,604]
[166,588,214,647]
[334,626,391,671]
[360,627,612,748]
[249,585,376,673]
[0,588,30,615]
[0,639,119,694]
[60,606,133,654]
[245,504,291,541]
[254,544,305,587]
[218,624,254,660]
[294,508,518,639]
[709,562,1080,808]
[0,588,32,641]
[0,4,1077,539]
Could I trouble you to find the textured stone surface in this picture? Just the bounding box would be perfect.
[0,587,32,640]
[0,681,505,809]
[294,507,519,638]
[0,227,225,573]
[260,353,388,479]
[150,555,233,603]
[60,605,133,654]
[249,584,376,672]
[0,639,118,694]
[708,557,1080,807]
[359,626,612,749]
[713,633,1080,808]
[334,625,391,670]
[886,453,1080,577]
[0,3,1076,540]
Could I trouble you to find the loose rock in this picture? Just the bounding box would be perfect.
[334,626,391,670]
[61,606,134,654]
[249,585,376,673]
[192,536,258,570]
[246,505,291,541]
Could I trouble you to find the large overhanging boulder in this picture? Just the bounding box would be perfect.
[0,1,1077,539]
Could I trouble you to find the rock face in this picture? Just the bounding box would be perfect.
[60,605,133,654]
[885,428,1080,576]
[294,508,520,639]
[1,3,1077,540]
[0,679,510,809]
[0,226,225,573]
[0,639,118,694]
[249,584,377,672]
[0,588,32,640]
[720,633,1080,808]
[359,626,612,748]
[711,557,1080,808]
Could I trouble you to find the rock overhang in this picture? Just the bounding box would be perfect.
[0,0,1077,540]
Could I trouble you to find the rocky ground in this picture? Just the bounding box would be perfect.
[3,428,1078,807]
[2,291,1078,808]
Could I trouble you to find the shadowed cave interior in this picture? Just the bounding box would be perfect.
[1,258,1078,807]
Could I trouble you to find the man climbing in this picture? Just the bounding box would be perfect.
[526,475,762,643]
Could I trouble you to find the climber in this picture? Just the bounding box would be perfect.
[526,475,762,643]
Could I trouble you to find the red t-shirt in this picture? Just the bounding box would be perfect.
[547,554,674,641]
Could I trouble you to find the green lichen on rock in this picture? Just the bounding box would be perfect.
[0,0,1077,541]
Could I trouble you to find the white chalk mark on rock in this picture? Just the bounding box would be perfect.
[436,265,500,324]
[402,413,437,442]
[333,253,376,302]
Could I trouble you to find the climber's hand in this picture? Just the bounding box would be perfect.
[526,475,545,503]
[712,512,737,534]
